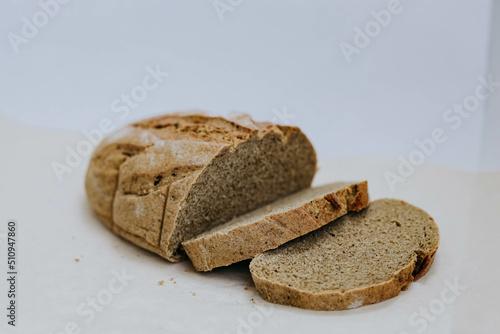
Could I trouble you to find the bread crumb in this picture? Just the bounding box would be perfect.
[192,292,196,296]
[170,278,174,281]
[244,287,249,290]
[158,280,164,286]
[251,299,255,304]
[74,259,79,262]
[266,205,273,213]
[173,281,177,284]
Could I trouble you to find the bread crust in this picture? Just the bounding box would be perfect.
[85,112,317,261]
[182,181,369,271]
[249,199,440,311]
[249,252,439,311]
[413,248,438,281]
[251,261,416,311]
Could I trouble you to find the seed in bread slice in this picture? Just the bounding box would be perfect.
[249,199,439,311]
[182,181,369,271]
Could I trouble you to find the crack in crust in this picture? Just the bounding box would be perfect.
[86,112,317,262]
[324,193,343,210]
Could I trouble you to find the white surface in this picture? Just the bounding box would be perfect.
[0,116,498,334]
[0,0,496,171]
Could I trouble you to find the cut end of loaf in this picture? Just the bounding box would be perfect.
[85,112,317,262]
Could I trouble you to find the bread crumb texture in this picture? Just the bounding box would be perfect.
[250,199,439,311]
[85,112,317,262]
[183,181,368,271]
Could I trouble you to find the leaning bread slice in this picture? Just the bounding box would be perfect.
[183,181,369,271]
[249,199,439,311]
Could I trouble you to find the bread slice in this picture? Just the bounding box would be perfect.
[183,181,369,271]
[85,112,317,261]
[249,199,439,311]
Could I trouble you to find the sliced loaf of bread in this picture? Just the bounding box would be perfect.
[249,199,439,310]
[183,181,369,271]
[85,112,317,261]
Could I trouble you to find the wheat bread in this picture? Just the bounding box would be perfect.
[249,199,440,311]
[85,112,317,261]
[183,181,369,271]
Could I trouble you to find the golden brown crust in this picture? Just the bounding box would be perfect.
[324,192,342,209]
[251,260,417,311]
[250,249,437,311]
[85,112,317,262]
[413,249,438,281]
[182,182,369,271]
[84,126,153,227]
[347,181,370,212]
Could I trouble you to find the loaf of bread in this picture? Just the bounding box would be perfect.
[183,181,368,271]
[86,112,440,312]
[85,112,317,261]
[249,199,439,310]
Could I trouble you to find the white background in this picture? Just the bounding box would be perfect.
[1,0,498,171]
[0,1,499,334]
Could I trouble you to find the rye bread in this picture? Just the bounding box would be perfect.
[249,199,440,311]
[85,112,317,261]
[183,181,369,271]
